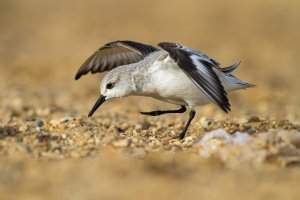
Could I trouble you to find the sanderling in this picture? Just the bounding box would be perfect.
[75,40,254,139]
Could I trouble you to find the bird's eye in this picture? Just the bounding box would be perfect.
[106,83,114,89]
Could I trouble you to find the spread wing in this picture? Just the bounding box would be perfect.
[158,42,230,112]
[75,40,159,80]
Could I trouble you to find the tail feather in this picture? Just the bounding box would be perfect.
[214,63,256,91]
[227,74,256,90]
[221,61,241,74]
[237,81,256,88]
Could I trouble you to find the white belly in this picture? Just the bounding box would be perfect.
[148,57,211,107]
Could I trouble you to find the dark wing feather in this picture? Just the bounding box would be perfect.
[221,61,241,74]
[75,40,159,80]
[158,42,230,113]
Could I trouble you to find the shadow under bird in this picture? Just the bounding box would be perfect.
[75,41,254,139]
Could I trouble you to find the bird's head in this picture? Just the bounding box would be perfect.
[88,68,133,117]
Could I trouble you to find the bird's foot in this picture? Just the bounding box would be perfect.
[171,131,186,140]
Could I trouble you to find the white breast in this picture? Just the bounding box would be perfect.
[148,56,211,106]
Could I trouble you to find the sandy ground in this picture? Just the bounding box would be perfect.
[1,0,300,199]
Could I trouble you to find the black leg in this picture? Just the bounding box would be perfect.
[177,109,195,140]
[140,106,186,116]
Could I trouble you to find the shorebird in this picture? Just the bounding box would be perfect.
[75,40,254,139]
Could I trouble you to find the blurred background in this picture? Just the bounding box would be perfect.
[0,0,300,199]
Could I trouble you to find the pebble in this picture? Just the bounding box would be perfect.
[248,116,260,123]
[246,128,256,135]
[200,117,213,127]
[184,136,197,146]
[35,119,44,127]
[112,138,131,147]
[19,125,28,132]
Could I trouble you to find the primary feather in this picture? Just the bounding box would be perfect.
[75,40,159,80]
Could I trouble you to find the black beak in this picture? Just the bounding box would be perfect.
[88,95,106,117]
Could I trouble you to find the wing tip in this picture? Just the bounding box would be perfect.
[75,73,81,80]
[218,93,231,113]
[75,64,89,80]
[221,103,231,113]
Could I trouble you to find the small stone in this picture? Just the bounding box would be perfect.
[246,128,256,135]
[243,124,252,130]
[36,119,44,127]
[183,136,197,146]
[200,117,212,127]
[199,129,231,144]
[19,125,28,132]
[115,126,125,133]
[248,116,260,123]
[112,138,131,147]
[50,119,60,126]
